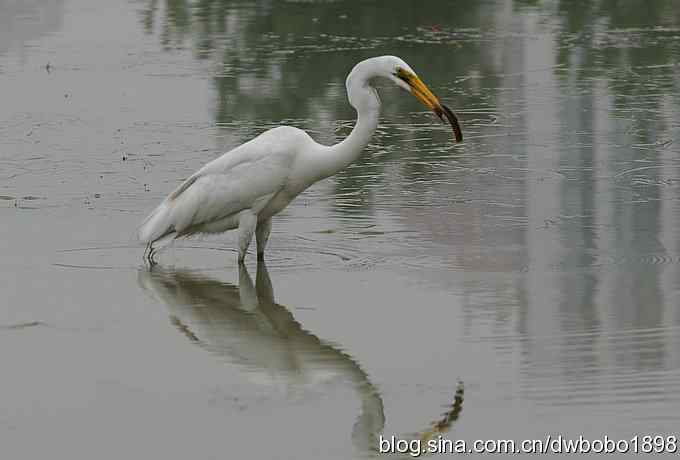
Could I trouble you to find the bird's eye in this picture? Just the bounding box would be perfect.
[395,67,410,82]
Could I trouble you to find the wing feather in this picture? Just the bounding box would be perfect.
[138,127,304,243]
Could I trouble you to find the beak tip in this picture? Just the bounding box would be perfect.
[440,103,463,143]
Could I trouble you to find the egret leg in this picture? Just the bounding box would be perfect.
[237,211,258,264]
[255,218,272,260]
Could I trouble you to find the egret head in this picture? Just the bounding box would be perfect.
[347,56,463,143]
[383,56,463,143]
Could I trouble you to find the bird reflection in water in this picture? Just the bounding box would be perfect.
[138,262,463,455]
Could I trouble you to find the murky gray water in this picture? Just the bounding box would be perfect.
[2,0,680,458]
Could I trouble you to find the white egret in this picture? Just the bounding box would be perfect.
[138,55,462,264]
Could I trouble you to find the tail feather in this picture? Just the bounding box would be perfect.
[138,200,175,244]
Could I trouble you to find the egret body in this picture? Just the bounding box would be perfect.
[138,55,462,264]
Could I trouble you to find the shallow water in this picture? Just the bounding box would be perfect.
[2,0,680,458]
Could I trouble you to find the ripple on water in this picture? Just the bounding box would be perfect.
[53,240,680,276]
[50,238,376,273]
[472,325,680,420]
[523,251,680,273]
[53,245,165,271]
[52,244,262,272]
[602,253,680,267]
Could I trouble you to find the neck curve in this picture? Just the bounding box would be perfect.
[309,69,380,182]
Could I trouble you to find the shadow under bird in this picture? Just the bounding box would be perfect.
[138,55,462,264]
[137,262,464,454]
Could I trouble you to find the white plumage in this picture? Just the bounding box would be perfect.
[139,127,305,241]
[138,55,462,264]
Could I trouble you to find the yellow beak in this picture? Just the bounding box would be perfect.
[399,70,463,143]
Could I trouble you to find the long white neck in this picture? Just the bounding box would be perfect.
[310,63,381,181]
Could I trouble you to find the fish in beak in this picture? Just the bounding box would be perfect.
[397,68,463,143]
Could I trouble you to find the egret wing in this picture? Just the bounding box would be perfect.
[139,127,303,242]
[170,147,295,233]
